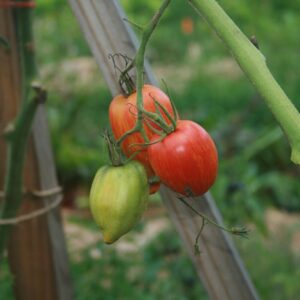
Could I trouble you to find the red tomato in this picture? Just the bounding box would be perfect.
[109,84,175,178]
[149,181,161,194]
[148,120,218,196]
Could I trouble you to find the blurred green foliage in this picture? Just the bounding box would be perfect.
[69,229,208,300]
[71,224,300,300]
[2,218,300,300]
[33,0,300,218]
[0,260,14,299]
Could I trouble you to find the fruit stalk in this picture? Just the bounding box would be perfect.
[117,0,173,145]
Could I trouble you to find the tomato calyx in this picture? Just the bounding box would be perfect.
[142,93,177,134]
[103,130,125,167]
[109,53,178,149]
[114,89,178,151]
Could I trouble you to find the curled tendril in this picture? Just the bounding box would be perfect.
[126,103,139,117]
[108,53,133,70]
[108,53,135,95]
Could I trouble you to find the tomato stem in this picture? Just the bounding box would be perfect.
[178,196,249,242]
[0,6,46,260]
[188,0,300,165]
[144,119,165,135]
[116,0,173,145]
[122,149,143,165]
[103,130,123,167]
[162,79,179,123]
[129,134,167,150]
[141,109,174,134]
[151,97,177,131]
[194,218,206,255]
[123,18,144,32]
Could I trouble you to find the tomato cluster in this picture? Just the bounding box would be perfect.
[109,84,218,197]
[89,84,218,244]
[109,84,175,192]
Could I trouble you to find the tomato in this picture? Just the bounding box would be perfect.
[149,181,161,194]
[109,84,176,178]
[148,120,218,196]
[89,161,149,244]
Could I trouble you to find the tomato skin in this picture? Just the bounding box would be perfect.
[109,84,175,177]
[148,120,218,196]
[89,161,149,244]
[149,181,161,194]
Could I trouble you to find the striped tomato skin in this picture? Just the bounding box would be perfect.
[89,161,149,244]
[109,84,175,177]
[148,120,218,197]
[109,84,176,194]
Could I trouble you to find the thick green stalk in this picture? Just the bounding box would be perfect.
[0,89,44,259]
[188,0,300,164]
[0,3,40,259]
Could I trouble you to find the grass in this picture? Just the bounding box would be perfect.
[67,213,300,300]
[1,210,300,299]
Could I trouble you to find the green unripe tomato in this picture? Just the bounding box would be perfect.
[89,161,149,244]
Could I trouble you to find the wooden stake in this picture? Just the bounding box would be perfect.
[0,8,73,300]
[68,1,260,299]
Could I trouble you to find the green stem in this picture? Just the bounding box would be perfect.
[194,218,206,255]
[152,98,176,130]
[135,0,172,128]
[0,87,45,260]
[178,197,248,238]
[129,133,167,149]
[161,79,178,123]
[142,109,173,133]
[144,119,164,135]
[117,0,172,145]
[103,130,123,167]
[123,18,143,32]
[188,0,300,164]
[0,2,41,260]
